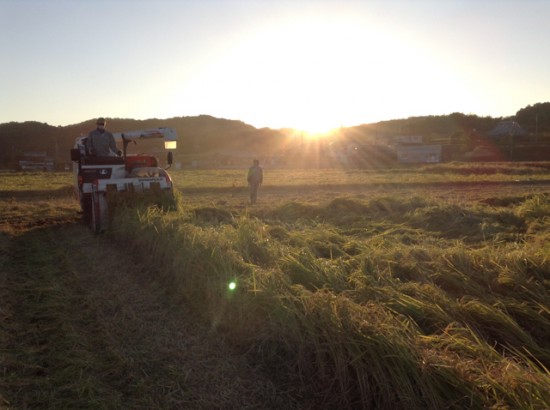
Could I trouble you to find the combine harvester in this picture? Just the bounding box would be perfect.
[70,127,178,233]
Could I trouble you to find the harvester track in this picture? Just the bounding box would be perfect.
[0,220,295,409]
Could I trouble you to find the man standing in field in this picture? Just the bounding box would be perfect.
[247,159,263,204]
[87,117,119,157]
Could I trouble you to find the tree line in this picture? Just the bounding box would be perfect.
[1,103,549,169]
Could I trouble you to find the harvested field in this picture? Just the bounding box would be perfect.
[1,164,550,409]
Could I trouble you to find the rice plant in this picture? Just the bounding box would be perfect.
[107,186,550,409]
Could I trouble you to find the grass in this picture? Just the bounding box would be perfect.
[2,163,550,409]
[171,162,550,190]
[1,185,296,409]
[105,164,550,409]
[0,171,72,192]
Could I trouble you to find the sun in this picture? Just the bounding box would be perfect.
[292,114,341,137]
[178,11,451,133]
[290,128,335,142]
[245,16,418,133]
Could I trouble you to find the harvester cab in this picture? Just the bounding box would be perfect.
[70,127,178,233]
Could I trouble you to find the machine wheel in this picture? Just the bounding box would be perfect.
[82,194,92,226]
[91,190,102,233]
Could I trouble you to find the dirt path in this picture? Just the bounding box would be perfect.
[0,215,296,409]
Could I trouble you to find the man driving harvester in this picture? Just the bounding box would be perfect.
[87,117,119,157]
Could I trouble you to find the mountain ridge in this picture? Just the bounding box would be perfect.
[1,102,549,168]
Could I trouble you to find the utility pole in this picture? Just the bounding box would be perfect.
[535,114,539,143]
[509,122,517,161]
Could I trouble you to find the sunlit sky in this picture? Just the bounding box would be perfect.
[1,0,549,133]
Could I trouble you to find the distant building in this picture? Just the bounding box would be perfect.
[487,121,528,138]
[326,141,397,167]
[18,151,54,171]
[392,135,423,144]
[396,144,442,163]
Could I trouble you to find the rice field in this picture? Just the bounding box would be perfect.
[2,162,550,409]
[114,163,550,409]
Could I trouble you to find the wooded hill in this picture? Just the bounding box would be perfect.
[1,102,549,169]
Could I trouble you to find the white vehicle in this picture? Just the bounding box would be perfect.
[70,127,178,232]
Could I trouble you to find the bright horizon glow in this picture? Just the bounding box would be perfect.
[1,0,550,134]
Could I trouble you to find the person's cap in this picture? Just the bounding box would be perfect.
[96,117,106,125]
